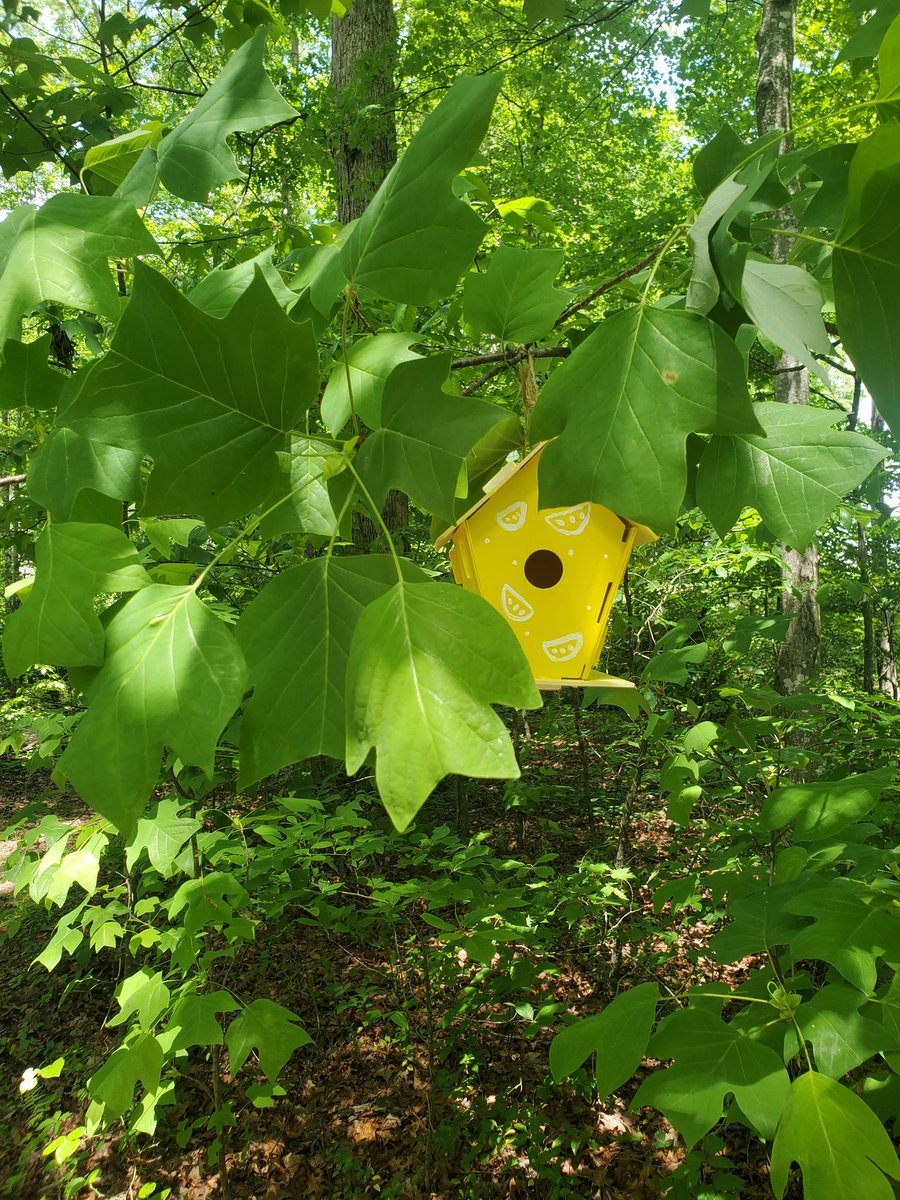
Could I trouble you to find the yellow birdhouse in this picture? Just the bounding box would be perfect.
[435,442,656,690]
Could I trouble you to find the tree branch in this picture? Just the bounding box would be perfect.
[0,474,27,488]
[0,85,80,184]
[554,241,666,327]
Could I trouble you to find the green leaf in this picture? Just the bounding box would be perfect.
[225,999,312,1082]
[0,335,66,408]
[84,122,165,187]
[140,518,204,558]
[463,245,569,343]
[3,522,150,677]
[341,73,502,303]
[524,0,565,22]
[157,28,298,203]
[345,581,540,831]
[27,428,142,521]
[549,982,659,1093]
[125,798,202,876]
[56,585,247,836]
[771,1072,900,1199]
[837,3,900,63]
[723,614,793,655]
[739,256,831,371]
[86,1035,163,1128]
[530,305,759,532]
[109,969,171,1029]
[168,871,249,937]
[791,985,898,1079]
[258,436,350,538]
[634,1007,790,1146]
[188,248,297,318]
[697,403,887,549]
[686,177,745,314]
[760,768,893,842]
[710,880,810,963]
[163,990,237,1053]
[0,196,157,346]
[786,879,900,993]
[237,555,426,785]
[355,354,516,519]
[833,124,900,434]
[64,265,319,526]
[321,333,421,435]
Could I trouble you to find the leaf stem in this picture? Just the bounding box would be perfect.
[345,459,404,586]
[341,288,361,438]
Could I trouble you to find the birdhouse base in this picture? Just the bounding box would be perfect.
[535,671,635,692]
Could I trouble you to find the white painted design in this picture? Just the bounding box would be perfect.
[544,503,591,536]
[501,584,534,623]
[542,632,584,663]
[496,500,527,531]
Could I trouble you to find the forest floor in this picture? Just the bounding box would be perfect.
[0,732,780,1200]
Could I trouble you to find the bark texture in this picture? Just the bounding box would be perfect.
[756,0,822,694]
[330,0,398,223]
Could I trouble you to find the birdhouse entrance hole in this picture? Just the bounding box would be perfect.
[524,549,563,589]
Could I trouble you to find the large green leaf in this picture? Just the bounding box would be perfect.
[633,1007,790,1146]
[696,402,886,549]
[355,354,515,519]
[463,245,569,343]
[0,196,157,347]
[530,305,759,531]
[341,74,502,303]
[739,256,831,370]
[0,335,66,408]
[64,266,319,526]
[125,798,202,877]
[157,28,298,203]
[833,123,900,433]
[237,555,426,786]
[27,428,143,521]
[320,333,422,435]
[163,990,237,1054]
[786,879,900,993]
[549,982,659,1094]
[188,248,297,318]
[771,1072,900,1199]
[258,436,349,538]
[759,768,893,842]
[4,522,150,677]
[84,122,165,187]
[226,999,312,1082]
[686,177,745,315]
[345,581,540,831]
[86,1034,163,1128]
[790,985,898,1079]
[57,585,247,836]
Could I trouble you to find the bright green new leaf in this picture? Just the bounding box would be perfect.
[786,879,900,992]
[549,982,659,1094]
[4,522,150,677]
[790,985,898,1079]
[109,969,171,1029]
[634,1007,790,1146]
[760,768,893,842]
[771,1072,900,1199]
[64,265,319,526]
[237,555,426,785]
[321,333,422,434]
[168,871,250,937]
[156,28,298,203]
[345,581,540,831]
[833,124,900,434]
[188,248,297,318]
[57,585,247,836]
[140,518,204,558]
[27,428,143,521]
[531,305,759,531]
[83,122,165,187]
[125,798,202,876]
[226,999,312,1081]
[162,991,238,1053]
[739,257,831,372]
[86,1034,163,1127]
[0,196,157,347]
[696,403,887,549]
[0,335,66,408]
[463,245,569,343]
[341,74,502,303]
[355,354,516,519]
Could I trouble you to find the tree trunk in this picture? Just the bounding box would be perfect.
[330,0,398,223]
[857,522,876,693]
[756,0,822,694]
[879,610,899,699]
[331,0,408,545]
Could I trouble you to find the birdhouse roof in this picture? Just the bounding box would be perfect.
[435,442,657,551]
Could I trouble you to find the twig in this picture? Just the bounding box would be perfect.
[554,241,667,326]
[0,474,26,487]
[0,85,80,183]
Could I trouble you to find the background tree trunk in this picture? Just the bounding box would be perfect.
[756,0,822,694]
